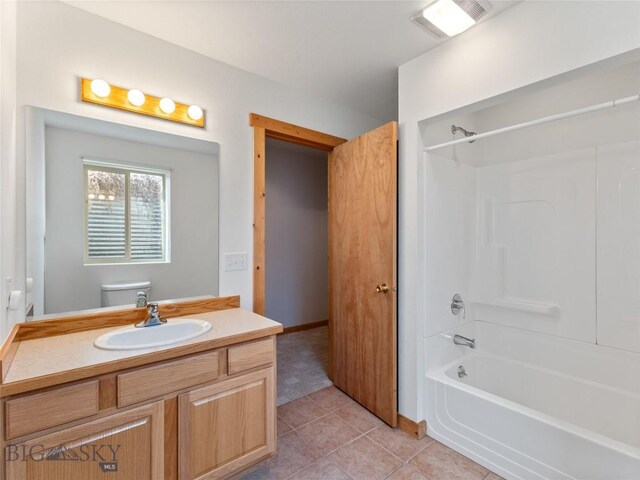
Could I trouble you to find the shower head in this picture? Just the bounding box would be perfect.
[451,125,477,143]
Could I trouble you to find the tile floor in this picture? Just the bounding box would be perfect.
[241,386,504,480]
[277,326,332,405]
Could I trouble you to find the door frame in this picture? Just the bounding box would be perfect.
[249,113,346,315]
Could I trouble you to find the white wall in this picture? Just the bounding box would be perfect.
[398,0,640,421]
[43,126,219,314]
[5,1,381,336]
[0,0,18,337]
[265,139,328,329]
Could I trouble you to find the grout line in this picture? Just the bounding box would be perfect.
[284,410,333,431]
[281,432,367,480]
[382,464,407,480]
[364,427,432,465]
[275,414,446,480]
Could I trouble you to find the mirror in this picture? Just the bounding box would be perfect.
[26,107,219,318]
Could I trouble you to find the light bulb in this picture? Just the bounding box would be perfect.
[88,193,96,200]
[159,97,176,114]
[108,195,115,201]
[127,89,146,107]
[90,79,111,98]
[98,194,106,200]
[422,0,475,37]
[187,104,203,121]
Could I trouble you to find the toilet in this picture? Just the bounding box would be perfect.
[101,280,151,308]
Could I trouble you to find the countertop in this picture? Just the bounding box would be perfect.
[1,308,282,397]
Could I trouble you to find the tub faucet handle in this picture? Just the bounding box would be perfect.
[451,293,466,319]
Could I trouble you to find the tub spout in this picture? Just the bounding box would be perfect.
[453,334,475,349]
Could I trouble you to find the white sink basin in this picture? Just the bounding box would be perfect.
[94,318,212,350]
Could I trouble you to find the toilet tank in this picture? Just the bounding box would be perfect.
[101,281,151,308]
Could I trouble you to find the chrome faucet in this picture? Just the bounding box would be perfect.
[135,303,166,328]
[453,334,475,349]
[136,291,148,308]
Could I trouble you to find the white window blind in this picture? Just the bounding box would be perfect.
[85,162,169,264]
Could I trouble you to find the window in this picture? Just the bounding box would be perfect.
[84,161,170,264]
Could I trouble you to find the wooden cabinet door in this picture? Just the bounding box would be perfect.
[5,401,164,480]
[178,367,275,480]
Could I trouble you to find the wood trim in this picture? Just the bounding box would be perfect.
[81,77,205,128]
[253,126,267,316]
[398,414,427,440]
[0,325,20,383]
[10,295,240,343]
[98,376,118,410]
[249,113,346,151]
[164,397,179,480]
[281,319,328,335]
[251,114,345,316]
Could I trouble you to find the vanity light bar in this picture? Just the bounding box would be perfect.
[80,78,205,128]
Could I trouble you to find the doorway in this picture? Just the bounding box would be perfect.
[265,138,331,404]
[250,113,399,427]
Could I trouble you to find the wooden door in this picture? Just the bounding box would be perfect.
[178,367,275,480]
[6,402,164,480]
[328,121,398,426]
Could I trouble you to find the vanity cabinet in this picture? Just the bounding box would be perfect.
[178,367,275,480]
[5,401,164,480]
[1,333,279,480]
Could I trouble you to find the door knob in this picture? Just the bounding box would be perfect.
[376,283,390,294]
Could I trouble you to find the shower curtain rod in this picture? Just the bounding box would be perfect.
[424,94,640,152]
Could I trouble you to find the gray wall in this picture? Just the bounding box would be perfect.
[44,126,219,314]
[265,139,328,328]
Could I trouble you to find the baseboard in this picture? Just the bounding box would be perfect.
[281,319,328,334]
[398,414,427,440]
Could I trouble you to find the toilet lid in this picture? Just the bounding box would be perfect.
[101,281,151,292]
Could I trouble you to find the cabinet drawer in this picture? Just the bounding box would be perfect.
[118,351,221,407]
[5,380,99,440]
[228,338,274,375]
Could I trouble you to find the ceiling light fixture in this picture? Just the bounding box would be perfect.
[412,0,491,38]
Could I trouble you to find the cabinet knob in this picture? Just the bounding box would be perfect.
[376,283,390,294]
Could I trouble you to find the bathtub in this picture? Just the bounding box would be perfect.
[425,321,640,480]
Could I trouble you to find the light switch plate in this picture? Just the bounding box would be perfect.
[224,252,248,272]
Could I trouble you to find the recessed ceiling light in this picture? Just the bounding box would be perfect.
[412,0,491,38]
